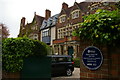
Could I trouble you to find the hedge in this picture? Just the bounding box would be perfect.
[2,37,50,72]
[73,58,80,68]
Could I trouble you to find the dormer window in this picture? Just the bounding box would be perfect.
[103,2,109,6]
[94,5,98,9]
[71,10,80,19]
[47,19,52,27]
[31,26,35,30]
[59,15,66,23]
[22,27,25,30]
[35,26,38,30]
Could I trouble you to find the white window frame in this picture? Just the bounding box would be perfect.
[31,26,36,30]
[42,29,49,37]
[71,10,80,19]
[34,34,38,40]
[59,15,66,23]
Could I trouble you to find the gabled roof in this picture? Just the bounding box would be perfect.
[32,15,45,26]
[64,6,73,17]
[59,2,91,17]
[78,2,91,13]
[40,19,47,29]
[25,22,33,28]
[40,14,59,30]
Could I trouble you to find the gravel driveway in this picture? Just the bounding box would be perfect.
[52,68,80,80]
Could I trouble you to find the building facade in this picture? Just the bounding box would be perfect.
[18,1,117,57]
[18,12,44,40]
[18,10,59,44]
[53,2,91,57]
[40,10,59,46]
[52,2,116,58]
[88,2,116,14]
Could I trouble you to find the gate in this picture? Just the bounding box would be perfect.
[21,56,51,79]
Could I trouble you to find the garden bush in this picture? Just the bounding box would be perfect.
[2,37,50,72]
[73,58,80,68]
[32,40,51,56]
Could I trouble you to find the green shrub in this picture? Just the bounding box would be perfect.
[32,40,51,56]
[2,37,50,72]
[73,58,80,68]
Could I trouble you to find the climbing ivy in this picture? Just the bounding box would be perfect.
[73,9,120,46]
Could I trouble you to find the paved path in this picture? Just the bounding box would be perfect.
[52,68,80,80]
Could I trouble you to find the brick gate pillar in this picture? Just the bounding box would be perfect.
[79,40,110,79]
[79,39,120,79]
[109,46,120,79]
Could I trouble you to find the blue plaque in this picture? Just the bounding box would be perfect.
[82,46,103,70]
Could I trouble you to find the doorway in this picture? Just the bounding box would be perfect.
[68,46,74,57]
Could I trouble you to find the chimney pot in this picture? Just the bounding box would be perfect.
[21,17,26,27]
[62,2,68,9]
[34,12,36,16]
[45,9,51,20]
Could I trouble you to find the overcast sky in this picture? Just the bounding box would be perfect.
[0,0,86,38]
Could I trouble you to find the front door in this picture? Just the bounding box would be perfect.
[68,46,74,58]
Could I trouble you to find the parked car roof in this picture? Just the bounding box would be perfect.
[47,55,72,58]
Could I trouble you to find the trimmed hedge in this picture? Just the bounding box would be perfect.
[2,37,50,72]
[73,58,80,68]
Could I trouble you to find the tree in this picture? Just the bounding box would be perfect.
[73,9,120,46]
[0,23,9,39]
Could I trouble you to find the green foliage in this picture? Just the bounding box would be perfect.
[72,30,80,37]
[73,58,80,68]
[2,37,50,72]
[32,40,51,56]
[73,9,120,46]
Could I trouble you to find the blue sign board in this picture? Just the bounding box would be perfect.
[82,46,103,70]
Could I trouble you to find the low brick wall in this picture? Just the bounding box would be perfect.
[79,40,120,79]
[2,71,20,79]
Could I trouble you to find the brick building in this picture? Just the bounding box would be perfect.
[88,2,116,14]
[18,9,59,45]
[52,1,116,58]
[18,12,44,40]
[53,2,91,57]
[18,1,116,57]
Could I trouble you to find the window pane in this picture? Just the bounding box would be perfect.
[46,31,48,36]
[72,11,79,19]
[42,32,44,37]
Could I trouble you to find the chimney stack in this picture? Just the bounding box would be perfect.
[34,12,36,16]
[45,9,51,20]
[20,17,26,27]
[62,2,68,9]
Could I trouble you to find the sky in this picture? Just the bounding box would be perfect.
[0,0,85,38]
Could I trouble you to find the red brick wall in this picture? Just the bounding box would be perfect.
[53,36,79,44]
[62,2,68,10]
[79,40,120,79]
[2,71,20,79]
[109,47,120,79]
[45,9,51,20]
